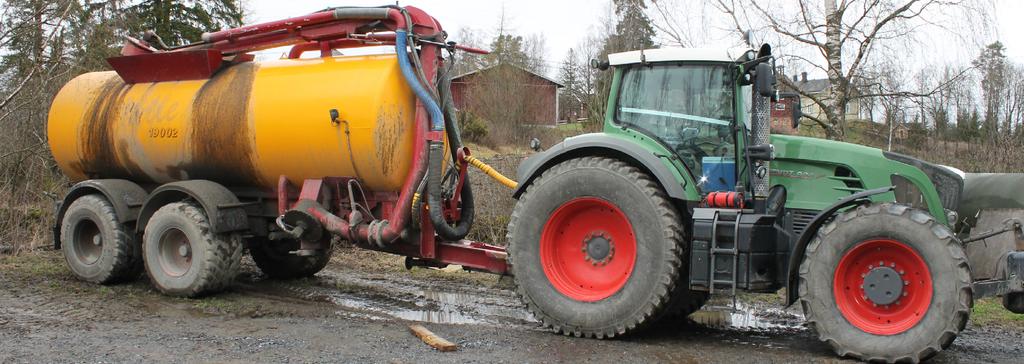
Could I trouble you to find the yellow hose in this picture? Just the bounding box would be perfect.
[465,155,518,189]
[412,157,516,215]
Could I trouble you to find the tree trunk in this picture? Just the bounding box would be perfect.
[823,0,846,140]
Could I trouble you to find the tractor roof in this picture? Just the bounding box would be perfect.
[608,47,753,66]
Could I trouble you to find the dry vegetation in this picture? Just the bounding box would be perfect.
[463,152,522,245]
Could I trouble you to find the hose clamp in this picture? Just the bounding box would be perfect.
[368,220,389,248]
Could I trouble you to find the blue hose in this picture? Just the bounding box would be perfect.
[395,30,445,131]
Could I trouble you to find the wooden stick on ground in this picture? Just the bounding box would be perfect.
[408,324,458,352]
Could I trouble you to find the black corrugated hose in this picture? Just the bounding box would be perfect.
[426,62,474,241]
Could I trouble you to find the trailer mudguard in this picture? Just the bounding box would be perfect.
[53,179,148,249]
[136,180,250,235]
[785,186,895,305]
[513,133,690,201]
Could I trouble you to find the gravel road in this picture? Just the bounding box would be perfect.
[1,247,1021,363]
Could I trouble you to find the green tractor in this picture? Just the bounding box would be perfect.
[508,44,1023,362]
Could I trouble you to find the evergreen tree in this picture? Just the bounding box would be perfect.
[126,0,244,45]
[973,42,1007,136]
[604,0,656,54]
[557,48,582,121]
[485,34,530,69]
[956,108,981,141]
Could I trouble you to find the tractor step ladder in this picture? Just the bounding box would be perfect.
[708,210,741,298]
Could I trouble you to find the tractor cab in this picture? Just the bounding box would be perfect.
[600,46,788,201]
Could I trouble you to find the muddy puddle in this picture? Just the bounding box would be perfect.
[689,302,805,331]
[238,266,806,334]
[240,269,538,327]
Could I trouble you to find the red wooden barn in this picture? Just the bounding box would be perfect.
[451,64,564,126]
[771,92,801,135]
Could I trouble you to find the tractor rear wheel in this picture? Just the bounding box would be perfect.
[249,238,333,279]
[142,202,243,297]
[659,285,710,321]
[799,203,971,363]
[508,156,690,338]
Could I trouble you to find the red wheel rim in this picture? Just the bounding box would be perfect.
[540,198,637,302]
[833,239,933,335]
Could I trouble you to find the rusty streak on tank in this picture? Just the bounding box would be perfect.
[375,105,406,178]
[188,62,261,187]
[75,77,152,182]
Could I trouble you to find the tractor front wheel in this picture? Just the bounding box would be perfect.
[799,203,972,363]
[508,157,691,338]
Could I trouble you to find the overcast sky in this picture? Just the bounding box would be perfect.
[244,0,1023,78]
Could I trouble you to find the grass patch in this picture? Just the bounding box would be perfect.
[555,122,585,132]
[0,252,69,279]
[971,297,1024,328]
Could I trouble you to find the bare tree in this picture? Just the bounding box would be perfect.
[0,1,74,113]
[713,0,991,140]
[522,33,549,75]
[450,27,487,76]
[648,0,720,47]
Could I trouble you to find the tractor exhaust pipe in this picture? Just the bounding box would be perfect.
[749,58,777,209]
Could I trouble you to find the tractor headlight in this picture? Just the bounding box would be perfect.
[946,209,959,225]
[891,174,929,211]
[884,152,963,212]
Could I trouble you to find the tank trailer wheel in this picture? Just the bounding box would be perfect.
[249,238,333,279]
[142,202,243,297]
[60,194,141,284]
[508,157,695,338]
[1004,293,1024,314]
[799,203,972,363]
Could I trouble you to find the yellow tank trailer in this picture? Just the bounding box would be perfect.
[49,6,507,300]
[48,55,418,191]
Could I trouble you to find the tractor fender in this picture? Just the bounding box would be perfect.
[53,179,148,249]
[513,133,689,201]
[136,180,249,236]
[785,186,895,305]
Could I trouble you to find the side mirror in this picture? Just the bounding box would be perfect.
[791,100,803,130]
[755,62,775,97]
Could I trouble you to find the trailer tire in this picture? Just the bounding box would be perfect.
[249,238,333,279]
[799,203,972,363]
[60,194,141,284]
[142,202,242,297]
[508,156,685,338]
[1004,293,1024,314]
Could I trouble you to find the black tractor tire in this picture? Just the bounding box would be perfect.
[142,202,243,297]
[507,156,689,338]
[799,203,972,363]
[249,238,333,279]
[60,194,141,284]
[659,286,710,321]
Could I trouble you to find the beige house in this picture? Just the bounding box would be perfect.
[787,72,861,121]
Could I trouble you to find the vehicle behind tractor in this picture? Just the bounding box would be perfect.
[46,5,1022,364]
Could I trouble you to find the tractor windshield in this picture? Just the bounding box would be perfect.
[615,63,735,176]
